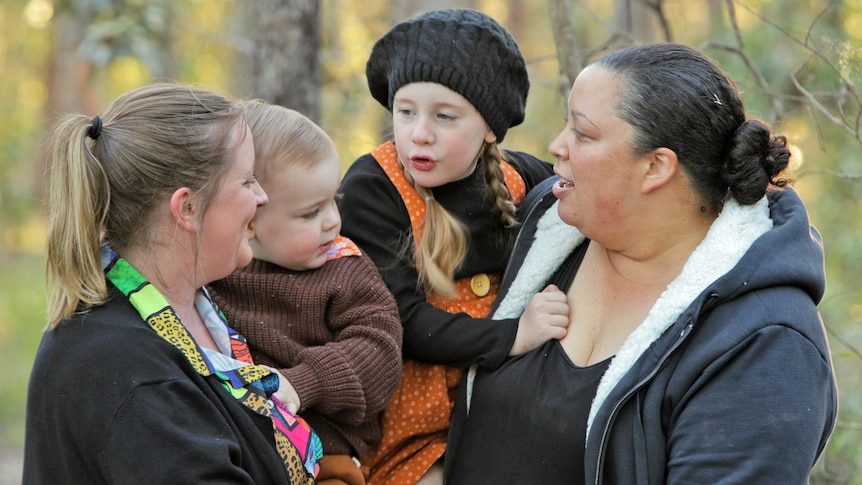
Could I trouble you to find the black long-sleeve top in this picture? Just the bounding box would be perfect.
[338,148,554,370]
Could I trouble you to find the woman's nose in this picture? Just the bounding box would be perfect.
[548,130,566,161]
[255,183,268,206]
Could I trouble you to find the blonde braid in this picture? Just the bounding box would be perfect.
[481,143,519,228]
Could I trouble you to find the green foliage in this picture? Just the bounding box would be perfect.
[0,252,46,447]
[71,0,175,75]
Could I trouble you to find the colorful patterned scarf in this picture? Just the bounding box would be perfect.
[102,246,322,482]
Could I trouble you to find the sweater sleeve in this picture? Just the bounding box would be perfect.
[279,254,403,425]
[339,154,520,370]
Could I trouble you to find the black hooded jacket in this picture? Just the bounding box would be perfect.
[447,177,837,484]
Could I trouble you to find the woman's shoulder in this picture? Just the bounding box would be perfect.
[502,149,555,189]
[45,296,175,363]
[31,294,186,402]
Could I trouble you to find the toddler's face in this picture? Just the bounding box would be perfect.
[250,153,342,271]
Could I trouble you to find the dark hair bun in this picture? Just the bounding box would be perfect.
[724,120,791,204]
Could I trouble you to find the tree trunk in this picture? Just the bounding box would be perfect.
[548,0,582,99]
[247,0,321,122]
[614,0,659,42]
[37,5,99,201]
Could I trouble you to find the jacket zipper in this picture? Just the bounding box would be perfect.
[592,320,695,485]
[496,191,551,306]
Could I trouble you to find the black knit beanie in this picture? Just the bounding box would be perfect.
[366,8,529,142]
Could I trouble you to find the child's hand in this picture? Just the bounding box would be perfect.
[509,284,569,356]
[261,365,302,414]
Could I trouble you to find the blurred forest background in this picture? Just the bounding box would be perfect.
[0,0,859,482]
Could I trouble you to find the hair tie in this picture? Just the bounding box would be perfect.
[424,195,435,203]
[88,115,103,139]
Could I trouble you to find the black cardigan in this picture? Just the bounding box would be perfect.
[23,287,292,484]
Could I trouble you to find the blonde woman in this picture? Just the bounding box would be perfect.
[25,83,321,484]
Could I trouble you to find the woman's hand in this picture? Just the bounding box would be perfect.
[509,284,570,356]
[261,365,302,414]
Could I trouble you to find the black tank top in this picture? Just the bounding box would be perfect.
[450,339,611,484]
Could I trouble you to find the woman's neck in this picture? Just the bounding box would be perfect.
[122,243,200,309]
[123,249,220,351]
[606,210,715,288]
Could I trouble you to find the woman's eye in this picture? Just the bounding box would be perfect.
[573,128,591,140]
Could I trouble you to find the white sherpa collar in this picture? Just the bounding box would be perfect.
[493,200,585,320]
[469,197,772,433]
[586,196,771,435]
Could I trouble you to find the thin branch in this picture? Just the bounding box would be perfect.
[702,41,784,122]
[795,168,862,182]
[824,323,862,361]
[573,0,638,45]
[735,1,862,135]
[791,67,862,143]
[639,0,672,42]
[703,0,784,121]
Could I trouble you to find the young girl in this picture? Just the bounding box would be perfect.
[338,9,566,485]
[207,101,403,485]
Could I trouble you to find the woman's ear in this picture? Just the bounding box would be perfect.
[169,187,199,232]
[641,147,678,194]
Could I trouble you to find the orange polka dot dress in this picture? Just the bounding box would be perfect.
[363,142,525,485]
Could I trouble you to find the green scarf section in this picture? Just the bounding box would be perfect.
[104,252,321,482]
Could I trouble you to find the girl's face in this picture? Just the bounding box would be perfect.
[250,151,342,271]
[548,66,644,241]
[392,82,497,188]
[199,124,268,282]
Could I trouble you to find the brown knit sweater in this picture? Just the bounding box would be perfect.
[206,251,403,457]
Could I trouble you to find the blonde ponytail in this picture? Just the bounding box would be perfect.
[45,116,111,329]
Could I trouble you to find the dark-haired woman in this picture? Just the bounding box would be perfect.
[446,43,837,484]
